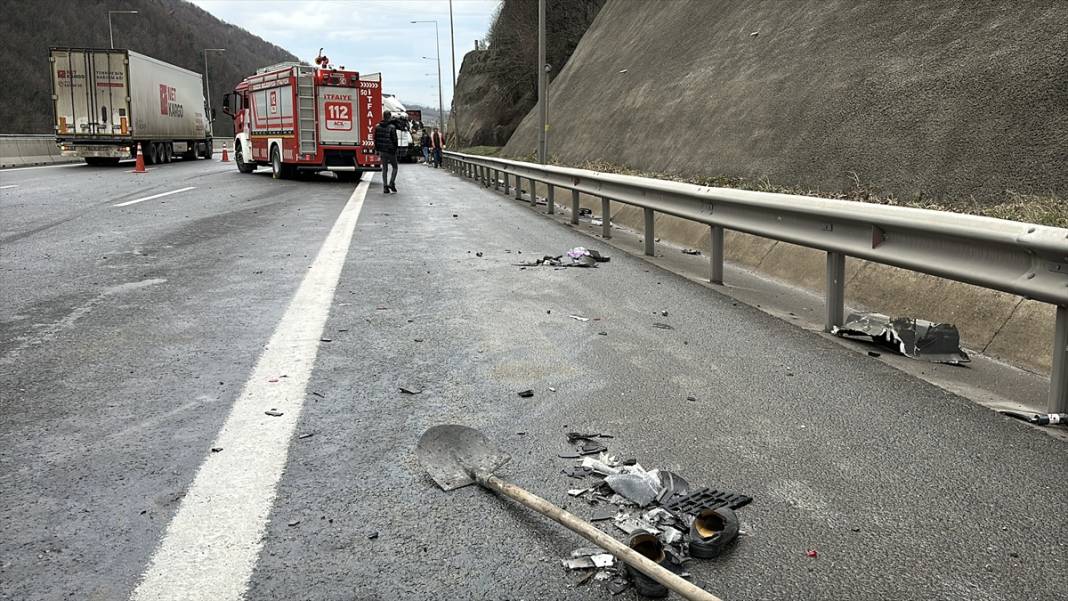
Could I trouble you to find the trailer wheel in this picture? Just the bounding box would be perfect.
[235,141,256,174]
[198,140,212,160]
[163,143,173,163]
[143,143,156,165]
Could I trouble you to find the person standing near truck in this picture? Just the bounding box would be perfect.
[374,112,399,193]
[420,130,431,164]
[429,127,446,168]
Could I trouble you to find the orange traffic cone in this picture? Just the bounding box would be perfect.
[133,142,146,173]
[220,143,230,162]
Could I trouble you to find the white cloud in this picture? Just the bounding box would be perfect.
[189,0,499,107]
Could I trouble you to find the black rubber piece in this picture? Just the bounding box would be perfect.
[625,532,669,598]
[688,506,740,559]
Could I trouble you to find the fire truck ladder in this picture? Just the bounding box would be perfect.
[296,67,317,155]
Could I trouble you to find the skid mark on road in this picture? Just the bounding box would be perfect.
[129,176,370,601]
[0,278,166,364]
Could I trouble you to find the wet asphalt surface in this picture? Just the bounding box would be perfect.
[2,159,1066,601]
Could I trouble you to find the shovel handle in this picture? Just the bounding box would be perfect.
[479,473,723,601]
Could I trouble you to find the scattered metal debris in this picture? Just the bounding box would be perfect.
[297,432,316,440]
[264,410,283,417]
[210,447,223,453]
[682,248,702,255]
[554,433,751,596]
[399,386,422,395]
[368,531,379,540]
[518,389,535,398]
[832,312,970,364]
[999,411,1067,427]
[570,315,591,322]
[652,323,674,330]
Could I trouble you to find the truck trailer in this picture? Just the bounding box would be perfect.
[49,47,213,166]
[223,62,382,180]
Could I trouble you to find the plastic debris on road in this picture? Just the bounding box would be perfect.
[832,312,970,364]
[554,433,752,597]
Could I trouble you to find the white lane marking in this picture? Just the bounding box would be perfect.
[0,162,82,173]
[130,175,370,601]
[0,185,18,189]
[113,186,196,207]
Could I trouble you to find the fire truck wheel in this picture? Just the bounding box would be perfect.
[271,146,284,179]
[235,142,256,174]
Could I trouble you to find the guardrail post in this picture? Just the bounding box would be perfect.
[515,176,522,200]
[1051,305,1068,413]
[530,178,537,206]
[601,197,611,239]
[643,208,655,256]
[710,225,724,284]
[547,184,555,214]
[494,169,500,191]
[825,251,846,332]
[571,189,580,225]
[504,172,510,195]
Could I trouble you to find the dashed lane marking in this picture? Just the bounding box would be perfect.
[113,186,196,207]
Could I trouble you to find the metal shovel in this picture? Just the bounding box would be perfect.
[416,425,722,601]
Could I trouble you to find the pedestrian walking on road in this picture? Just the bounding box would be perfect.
[420,130,431,165]
[429,127,445,168]
[374,112,399,193]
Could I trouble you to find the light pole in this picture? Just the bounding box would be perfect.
[448,0,458,144]
[108,10,138,49]
[411,20,445,140]
[203,49,226,129]
[537,0,547,164]
[420,58,443,131]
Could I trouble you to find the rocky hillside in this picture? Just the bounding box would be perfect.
[450,0,605,147]
[0,0,297,137]
[504,0,1068,203]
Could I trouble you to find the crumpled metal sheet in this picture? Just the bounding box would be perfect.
[832,312,970,364]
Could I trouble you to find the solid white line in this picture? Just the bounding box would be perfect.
[129,175,370,601]
[0,185,18,190]
[113,186,196,207]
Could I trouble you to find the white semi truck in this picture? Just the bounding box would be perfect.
[49,47,213,166]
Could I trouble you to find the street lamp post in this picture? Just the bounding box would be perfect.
[411,20,445,140]
[203,49,226,129]
[537,0,547,164]
[448,0,458,144]
[108,10,138,49]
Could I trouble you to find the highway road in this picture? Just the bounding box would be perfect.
[1,158,1065,601]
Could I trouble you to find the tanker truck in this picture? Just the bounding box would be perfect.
[49,47,213,166]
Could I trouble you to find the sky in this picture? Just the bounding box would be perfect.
[189,0,500,110]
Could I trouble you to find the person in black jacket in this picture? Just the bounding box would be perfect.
[373,112,399,193]
[419,130,431,164]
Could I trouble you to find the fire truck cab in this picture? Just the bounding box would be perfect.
[222,62,382,180]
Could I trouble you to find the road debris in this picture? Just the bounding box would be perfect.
[652,323,674,330]
[368,531,379,540]
[570,315,591,322]
[553,433,751,596]
[264,410,283,417]
[399,386,423,395]
[311,391,325,399]
[999,411,1067,427]
[682,248,702,255]
[518,389,535,398]
[806,549,819,558]
[518,247,611,268]
[297,432,316,440]
[210,447,223,453]
[832,312,970,364]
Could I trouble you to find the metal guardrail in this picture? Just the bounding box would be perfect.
[443,151,1068,412]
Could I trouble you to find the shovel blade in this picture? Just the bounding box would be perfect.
[417,425,511,491]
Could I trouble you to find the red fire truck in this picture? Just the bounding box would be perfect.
[222,61,382,180]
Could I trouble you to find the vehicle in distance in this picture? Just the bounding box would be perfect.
[50,47,213,166]
[223,61,383,180]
